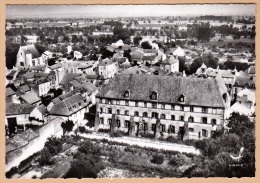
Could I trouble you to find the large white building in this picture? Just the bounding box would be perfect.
[98,58,117,79]
[16,45,44,69]
[95,74,226,140]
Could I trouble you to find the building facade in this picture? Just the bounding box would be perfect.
[95,74,226,140]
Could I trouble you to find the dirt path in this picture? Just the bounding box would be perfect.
[79,132,200,155]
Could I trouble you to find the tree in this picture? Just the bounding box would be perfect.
[6,41,20,69]
[133,35,142,45]
[61,120,74,136]
[35,43,46,55]
[44,136,63,155]
[65,141,104,178]
[141,41,152,49]
[39,147,53,165]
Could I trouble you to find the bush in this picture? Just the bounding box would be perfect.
[151,154,164,165]
[39,148,53,166]
[110,131,126,137]
[139,132,154,139]
[44,136,63,155]
[79,126,86,133]
[98,128,111,133]
[168,153,189,166]
[6,167,18,178]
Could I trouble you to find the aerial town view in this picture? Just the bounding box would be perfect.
[5,4,255,178]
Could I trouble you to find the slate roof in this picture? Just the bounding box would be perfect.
[30,65,46,72]
[97,74,225,108]
[20,85,30,92]
[59,73,81,85]
[20,45,41,59]
[6,87,16,97]
[234,76,254,87]
[6,70,17,79]
[23,72,35,79]
[48,63,62,70]
[161,55,178,65]
[142,55,157,61]
[244,66,255,75]
[6,102,35,116]
[70,79,97,93]
[237,88,255,102]
[58,90,76,101]
[130,50,144,60]
[20,91,41,104]
[49,94,88,116]
[98,58,114,66]
[112,57,127,64]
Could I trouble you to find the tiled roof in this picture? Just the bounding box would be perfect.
[20,91,41,104]
[20,45,41,59]
[6,102,35,116]
[97,74,225,108]
[58,90,76,101]
[49,94,88,116]
[59,73,81,85]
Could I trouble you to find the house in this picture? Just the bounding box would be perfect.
[98,58,117,79]
[130,50,144,65]
[141,55,158,65]
[31,78,51,97]
[29,105,47,124]
[160,55,179,73]
[20,91,41,105]
[48,93,90,123]
[42,51,54,62]
[196,64,236,92]
[29,65,46,73]
[68,79,99,105]
[172,46,185,57]
[230,88,255,116]
[74,51,83,60]
[16,45,44,68]
[231,76,255,101]
[95,74,226,140]
[6,102,35,133]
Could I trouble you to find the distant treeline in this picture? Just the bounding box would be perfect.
[196,16,233,22]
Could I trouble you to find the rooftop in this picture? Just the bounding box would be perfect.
[97,74,225,108]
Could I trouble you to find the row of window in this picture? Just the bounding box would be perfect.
[100,108,217,125]
[99,118,210,137]
[100,100,213,113]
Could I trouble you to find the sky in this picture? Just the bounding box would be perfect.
[6,4,256,18]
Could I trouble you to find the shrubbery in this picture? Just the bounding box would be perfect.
[151,154,165,165]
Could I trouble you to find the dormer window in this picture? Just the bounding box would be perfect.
[151,91,158,100]
[178,94,185,102]
[124,90,130,98]
[68,107,72,111]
